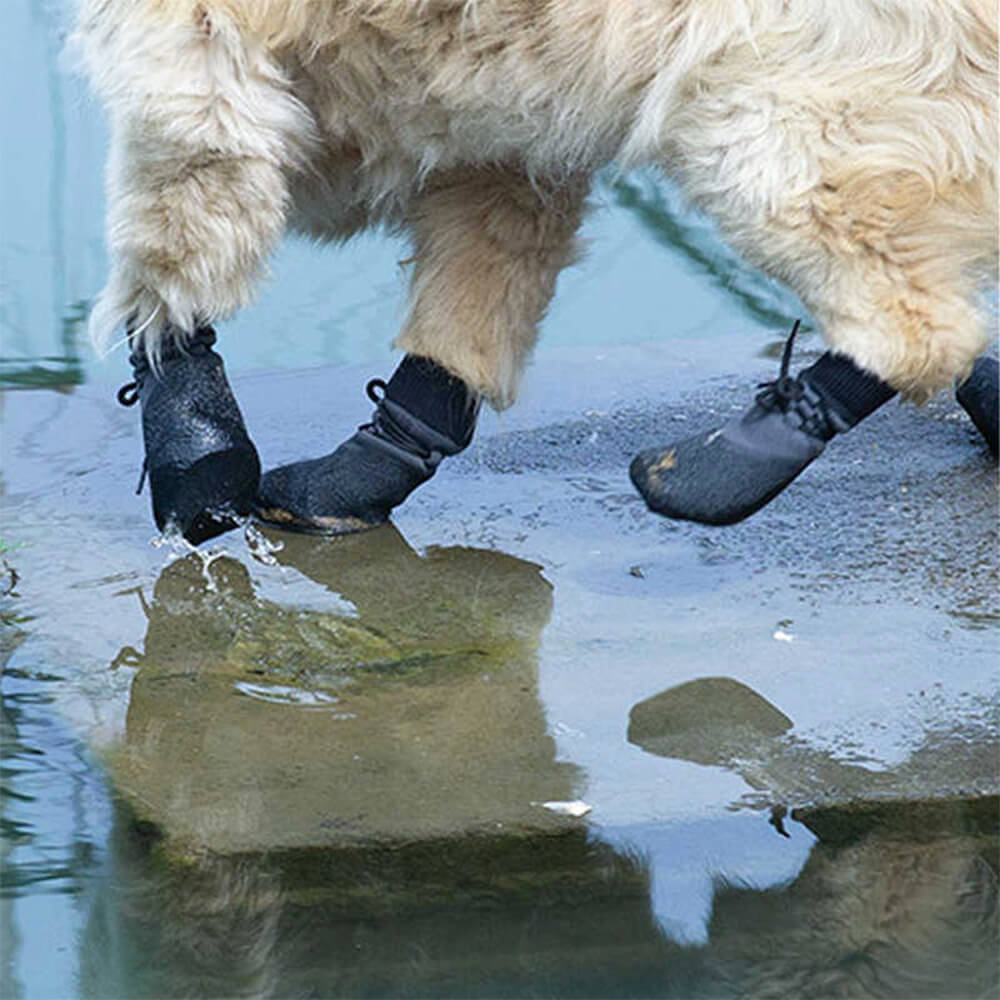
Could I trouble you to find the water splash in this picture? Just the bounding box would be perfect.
[148,514,286,587]
[151,524,230,591]
[243,519,284,566]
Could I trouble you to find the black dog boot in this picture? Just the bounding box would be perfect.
[956,354,998,457]
[256,355,479,534]
[118,325,261,544]
[630,322,897,525]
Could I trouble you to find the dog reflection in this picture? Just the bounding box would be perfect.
[82,789,996,996]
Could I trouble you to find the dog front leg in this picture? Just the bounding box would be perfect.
[255,170,589,534]
[78,0,315,359]
[397,170,590,410]
[77,1,315,541]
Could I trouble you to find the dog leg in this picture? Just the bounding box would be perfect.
[631,322,898,526]
[957,355,999,457]
[631,182,995,526]
[630,14,996,524]
[118,326,261,544]
[78,0,314,355]
[255,170,588,534]
[396,170,590,409]
[77,1,314,540]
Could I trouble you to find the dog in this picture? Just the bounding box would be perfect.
[75,0,998,541]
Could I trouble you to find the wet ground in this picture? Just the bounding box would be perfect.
[3,341,998,997]
[2,2,999,998]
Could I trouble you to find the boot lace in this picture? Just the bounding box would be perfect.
[359,377,438,460]
[755,320,838,440]
[117,381,139,407]
[113,381,147,492]
[365,378,388,405]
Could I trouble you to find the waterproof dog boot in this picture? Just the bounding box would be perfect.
[630,322,897,525]
[118,326,261,544]
[256,355,479,534]
[956,354,998,457]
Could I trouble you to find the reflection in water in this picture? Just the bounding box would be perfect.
[73,570,1000,998]
[1,603,112,999]
[1,0,94,389]
[625,678,999,999]
[706,799,998,1000]
[79,795,997,996]
[87,529,678,997]
[628,676,1000,808]
[81,814,677,1000]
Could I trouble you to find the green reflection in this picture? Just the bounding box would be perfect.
[0,302,86,391]
[75,583,1000,998]
[80,791,997,997]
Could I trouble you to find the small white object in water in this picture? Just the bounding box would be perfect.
[234,681,340,707]
[772,629,794,642]
[536,799,592,817]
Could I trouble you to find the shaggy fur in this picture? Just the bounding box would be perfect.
[76,0,997,407]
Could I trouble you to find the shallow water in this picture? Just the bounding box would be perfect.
[2,2,999,998]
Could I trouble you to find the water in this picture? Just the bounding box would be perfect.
[2,2,998,998]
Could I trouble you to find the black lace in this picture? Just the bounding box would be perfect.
[756,319,802,408]
[359,378,388,436]
[365,378,387,404]
[117,381,139,407]
[754,320,837,440]
[357,377,419,455]
[357,376,457,469]
[116,380,147,491]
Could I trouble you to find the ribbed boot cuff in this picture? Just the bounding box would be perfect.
[385,355,478,444]
[802,351,897,427]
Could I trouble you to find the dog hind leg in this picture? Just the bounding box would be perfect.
[630,15,996,524]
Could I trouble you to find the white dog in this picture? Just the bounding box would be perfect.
[75,1,998,540]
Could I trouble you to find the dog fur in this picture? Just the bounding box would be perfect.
[76,0,997,407]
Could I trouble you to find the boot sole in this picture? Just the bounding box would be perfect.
[629,444,814,526]
[253,504,386,536]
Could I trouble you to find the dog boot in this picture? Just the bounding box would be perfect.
[118,325,261,544]
[956,354,998,457]
[256,354,479,534]
[629,322,897,525]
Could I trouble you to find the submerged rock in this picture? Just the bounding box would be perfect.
[106,526,582,857]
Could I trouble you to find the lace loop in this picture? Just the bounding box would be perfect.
[756,320,804,407]
[779,318,801,380]
[752,320,837,440]
[365,378,387,404]
[117,381,140,407]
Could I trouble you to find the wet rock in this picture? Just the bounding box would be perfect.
[107,528,581,857]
